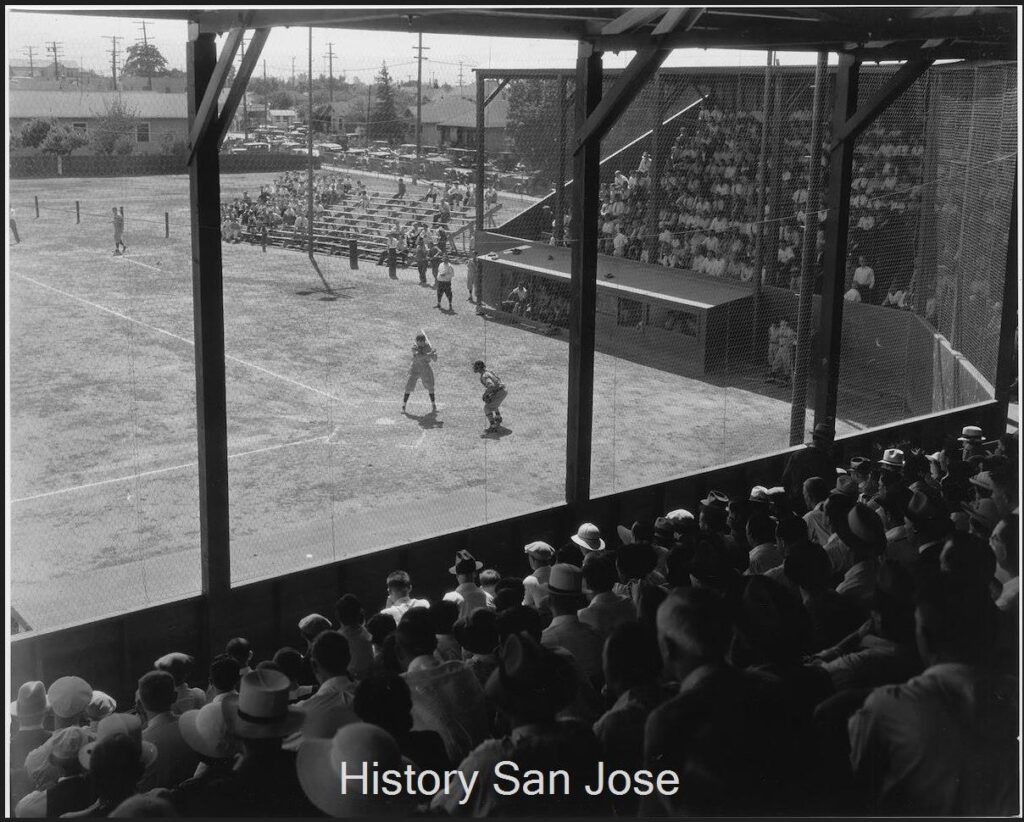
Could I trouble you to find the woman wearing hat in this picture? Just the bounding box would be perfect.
[402,331,438,415]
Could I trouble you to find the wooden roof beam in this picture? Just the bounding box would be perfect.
[214,27,269,150]
[601,8,667,36]
[187,23,246,165]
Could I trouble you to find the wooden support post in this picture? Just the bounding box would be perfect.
[165,211,169,238]
[789,52,827,444]
[476,71,486,233]
[187,24,231,653]
[34,195,39,218]
[76,200,80,224]
[555,74,568,246]
[813,54,860,429]
[993,166,1018,433]
[566,43,602,509]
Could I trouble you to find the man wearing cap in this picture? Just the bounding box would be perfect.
[136,670,201,791]
[15,727,94,818]
[782,422,838,513]
[46,676,93,731]
[822,478,861,578]
[444,550,494,620]
[541,564,604,686]
[522,541,555,609]
[904,485,954,571]
[380,570,430,624]
[834,503,887,611]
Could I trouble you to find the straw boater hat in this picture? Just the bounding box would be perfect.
[571,523,605,553]
[222,669,304,740]
[969,471,997,492]
[179,700,240,760]
[699,490,730,509]
[449,549,484,575]
[297,723,411,817]
[79,713,157,770]
[958,425,984,443]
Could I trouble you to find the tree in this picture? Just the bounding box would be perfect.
[268,90,296,110]
[91,98,139,156]
[121,42,169,80]
[40,125,88,156]
[311,103,333,134]
[506,78,568,184]
[19,118,57,149]
[371,61,404,144]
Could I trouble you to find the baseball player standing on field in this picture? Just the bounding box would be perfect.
[473,360,507,434]
[403,331,438,415]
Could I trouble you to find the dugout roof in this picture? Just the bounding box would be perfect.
[43,6,1017,61]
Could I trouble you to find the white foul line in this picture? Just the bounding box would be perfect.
[12,272,356,407]
[10,435,329,504]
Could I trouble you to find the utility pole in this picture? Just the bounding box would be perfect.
[47,40,63,82]
[263,60,269,128]
[239,36,249,139]
[324,42,335,103]
[413,34,430,159]
[457,61,464,89]
[23,46,36,76]
[101,36,118,89]
[366,81,372,148]
[137,20,152,90]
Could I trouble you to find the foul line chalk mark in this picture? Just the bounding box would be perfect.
[11,435,329,504]
[13,272,357,408]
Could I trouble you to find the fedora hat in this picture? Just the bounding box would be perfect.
[484,633,577,717]
[830,475,860,499]
[849,456,873,473]
[570,523,605,553]
[700,490,729,509]
[969,471,996,492]
[958,425,984,442]
[878,448,905,469]
[523,541,555,559]
[748,486,771,504]
[840,503,888,555]
[47,676,93,720]
[546,563,584,596]
[10,681,48,720]
[448,549,484,575]
[179,700,239,760]
[223,669,305,739]
[617,520,654,546]
[906,486,948,524]
[962,498,1001,530]
[79,713,157,770]
[297,724,409,817]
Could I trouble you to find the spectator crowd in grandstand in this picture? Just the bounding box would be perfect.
[9,419,1018,817]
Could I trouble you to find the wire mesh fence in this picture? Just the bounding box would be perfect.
[480,59,1016,497]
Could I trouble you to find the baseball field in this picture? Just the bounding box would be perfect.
[8,171,843,632]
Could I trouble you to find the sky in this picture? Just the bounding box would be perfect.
[6,7,823,87]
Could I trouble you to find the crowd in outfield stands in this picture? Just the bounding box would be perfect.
[10,420,1019,817]
[589,105,925,306]
[220,172,484,260]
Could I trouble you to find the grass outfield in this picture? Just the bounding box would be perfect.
[8,173,840,632]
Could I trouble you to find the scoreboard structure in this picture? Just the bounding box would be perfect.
[476,243,758,376]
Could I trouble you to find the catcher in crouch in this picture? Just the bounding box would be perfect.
[403,331,438,414]
[473,360,507,434]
